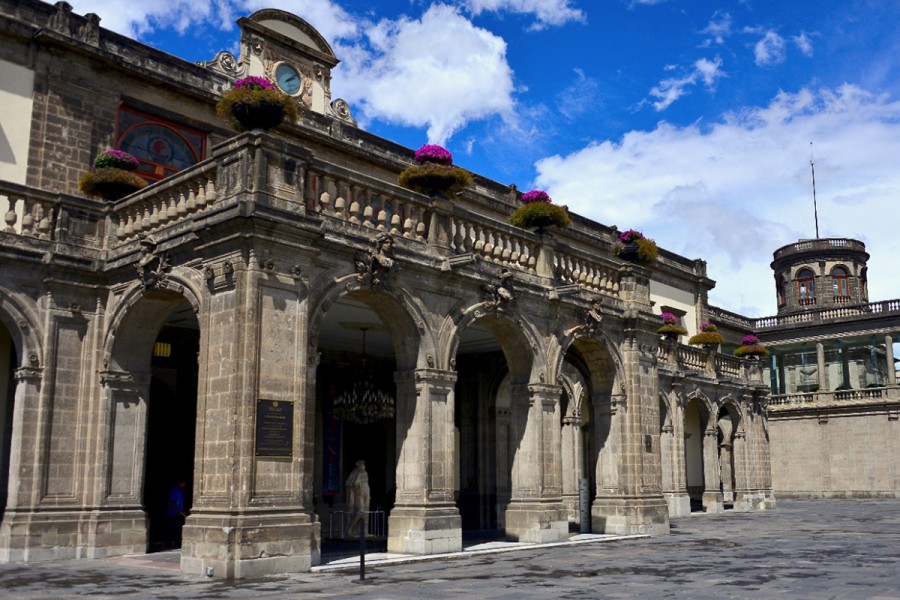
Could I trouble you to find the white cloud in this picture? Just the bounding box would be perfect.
[699,11,732,45]
[534,84,900,316]
[556,68,601,119]
[459,0,586,30]
[754,30,786,66]
[793,32,814,57]
[335,4,515,144]
[70,0,358,43]
[649,57,725,111]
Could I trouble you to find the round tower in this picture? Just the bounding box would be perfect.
[771,238,869,315]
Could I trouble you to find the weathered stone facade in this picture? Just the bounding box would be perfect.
[0,1,774,578]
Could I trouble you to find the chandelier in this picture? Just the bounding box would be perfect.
[333,327,395,424]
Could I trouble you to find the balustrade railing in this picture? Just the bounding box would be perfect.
[1,183,58,240]
[448,215,538,273]
[754,298,900,330]
[768,385,900,407]
[554,252,620,296]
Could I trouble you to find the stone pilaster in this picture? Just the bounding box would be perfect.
[702,427,724,512]
[505,382,567,543]
[388,368,461,554]
[180,266,318,579]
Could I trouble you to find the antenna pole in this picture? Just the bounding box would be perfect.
[810,142,820,239]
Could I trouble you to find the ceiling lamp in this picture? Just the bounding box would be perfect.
[333,327,395,424]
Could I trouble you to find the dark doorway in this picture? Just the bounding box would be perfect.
[144,325,199,551]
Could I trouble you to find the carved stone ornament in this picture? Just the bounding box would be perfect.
[481,268,514,313]
[328,99,357,126]
[582,299,604,335]
[197,50,239,76]
[355,233,395,287]
[135,236,171,290]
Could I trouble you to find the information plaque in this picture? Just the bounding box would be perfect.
[255,399,293,459]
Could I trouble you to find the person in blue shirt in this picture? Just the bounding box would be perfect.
[165,479,187,548]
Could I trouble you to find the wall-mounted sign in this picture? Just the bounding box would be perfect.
[255,399,293,459]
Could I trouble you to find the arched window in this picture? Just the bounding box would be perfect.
[832,266,850,300]
[797,268,816,305]
[116,108,205,182]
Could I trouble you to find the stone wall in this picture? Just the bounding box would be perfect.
[768,401,900,498]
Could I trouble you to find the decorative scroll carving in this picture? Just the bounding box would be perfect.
[197,50,239,76]
[355,233,395,287]
[328,99,357,126]
[135,236,171,290]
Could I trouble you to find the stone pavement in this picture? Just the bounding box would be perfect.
[2,499,900,599]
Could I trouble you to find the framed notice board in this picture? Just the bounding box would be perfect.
[255,399,293,459]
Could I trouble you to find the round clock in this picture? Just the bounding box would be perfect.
[275,63,302,95]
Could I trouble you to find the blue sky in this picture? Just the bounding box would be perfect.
[71,0,900,318]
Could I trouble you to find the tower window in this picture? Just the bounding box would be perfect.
[116,107,205,182]
[832,266,849,299]
[797,268,816,305]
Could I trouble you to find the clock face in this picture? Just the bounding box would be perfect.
[275,63,302,95]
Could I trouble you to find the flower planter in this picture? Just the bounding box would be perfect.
[79,167,147,201]
[231,101,287,131]
[618,241,640,261]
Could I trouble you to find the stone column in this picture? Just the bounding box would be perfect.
[505,383,567,543]
[817,342,827,391]
[0,367,45,562]
[181,267,319,579]
[388,368,461,554]
[840,343,852,388]
[701,427,723,513]
[560,414,583,523]
[886,335,896,385]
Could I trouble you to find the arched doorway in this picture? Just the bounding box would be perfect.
[0,323,16,522]
[313,295,400,549]
[684,398,706,512]
[559,357,592,531]
[105,288,200,554]
[144,303,199,550]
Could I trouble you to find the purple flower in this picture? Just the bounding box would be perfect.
[414,144,453,166]
[660,312,678,325]
[93,149,140,170]
[521,189,551,204]
[618,229,645,243]
[233,76,275,91]
[741,334,760,345]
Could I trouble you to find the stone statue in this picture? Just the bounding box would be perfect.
[345,459,370,536]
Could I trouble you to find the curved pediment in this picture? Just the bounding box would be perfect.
[247,9,337,63]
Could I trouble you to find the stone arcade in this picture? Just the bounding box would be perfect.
[0,1,775,578]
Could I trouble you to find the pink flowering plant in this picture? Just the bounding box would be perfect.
[399,143,471,197]
[657,312,688,338]
[216,75,298,132]
[233,76,276,91]
[520,189,551,204]
[734,333,769,358]
[612,227,658,263]
[509,189,570,231]
[414,144,453,166]
[93,149,140,171]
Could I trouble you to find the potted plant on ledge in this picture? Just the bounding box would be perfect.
[508,189,571,234]
[612,229,658,263]
[398,144,472,198]
[78,149,147,201]
[734,334,770,359]
[216,75,298,132]
[657,312,688,341]
[688,322,725,349]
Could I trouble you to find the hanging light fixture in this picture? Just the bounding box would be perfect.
[333,326,395,424]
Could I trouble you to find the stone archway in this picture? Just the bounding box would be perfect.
[684,396,708,512]
[717,401,742,508]
[102,286,201,556]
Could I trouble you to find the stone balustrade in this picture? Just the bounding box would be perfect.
[767,384,900,408]
[449,214,539,274]
[754,298,900,330]
[1,182,58,239]
[656,339,762,382]
[112,158,218,241]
